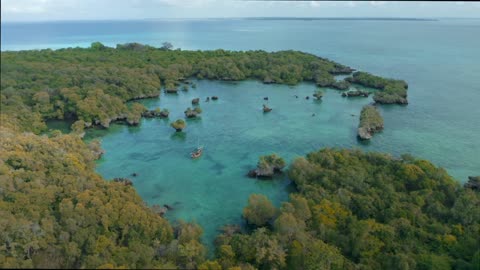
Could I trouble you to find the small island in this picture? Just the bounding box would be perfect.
[313,90,324,100]
[346,71,408,104]
[170,119,186,132]
[184,107,202,118]
[357,105,384,140]
[247,154,286,178]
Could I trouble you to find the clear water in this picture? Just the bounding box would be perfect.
[3,19,480,250]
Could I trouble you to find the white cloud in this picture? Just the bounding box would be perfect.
[1,0,479,22]
[369,1,386,7]
[310,1,321,8]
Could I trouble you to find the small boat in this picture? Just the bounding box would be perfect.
[263,104,272,113]
[191,146,203,159]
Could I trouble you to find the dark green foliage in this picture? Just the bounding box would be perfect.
[346,72,408,104]
[1,43,365,133]
[464,176,480,191]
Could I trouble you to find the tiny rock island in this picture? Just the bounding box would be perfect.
[357,105,384,140]
[248,154,286,178]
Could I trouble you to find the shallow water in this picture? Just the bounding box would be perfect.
[4,18,480,250]
[88,80,376,250]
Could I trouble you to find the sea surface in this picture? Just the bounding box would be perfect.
[3,18,480,251]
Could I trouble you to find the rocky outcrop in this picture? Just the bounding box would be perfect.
[313,90,324,100]
[192,98,200,105]
[263,77,275,84]
[247,154,286,179]
[464,176,480,191]
[184,107,202,118]
[164,204,174,210]
[212,96,219,100]
[88,140,105,160]
[113,177,133,186]
[342,90,370,98]
[205,97,210,102]
[331,80,350,90]
[142,108,169,118]
[357,105,384,140]
[330,65,355,75]
[126,93,160,101]
[165,87,178,94]
[151,204,168,216]
[357,127,373,140]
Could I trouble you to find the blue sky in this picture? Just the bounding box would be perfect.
[2,0,479,22]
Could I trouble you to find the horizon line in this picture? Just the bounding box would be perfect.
[3,16,480,24]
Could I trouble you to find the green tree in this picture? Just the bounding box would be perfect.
[170,119,186,132]
[243,194,277,226]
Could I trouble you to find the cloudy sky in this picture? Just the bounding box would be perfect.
[2,0,479,22]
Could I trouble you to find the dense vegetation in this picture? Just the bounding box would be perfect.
[357,105,384,140]
[0,119,208,269]
[1,42,358,134]
[346,71,409,104]
[214,149,480,270]
[3,44,476,269]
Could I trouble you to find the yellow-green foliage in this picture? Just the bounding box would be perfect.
[170,119,186,131]
[242,194,277,226]
[0,121,206,268]
[257,154,286,171]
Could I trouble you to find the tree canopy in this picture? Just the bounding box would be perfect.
[215,148,479,270]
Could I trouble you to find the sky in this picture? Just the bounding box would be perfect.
[2,0,480,22]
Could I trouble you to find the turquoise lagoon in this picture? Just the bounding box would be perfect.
[87,79,377,249]
[5,18,480,249]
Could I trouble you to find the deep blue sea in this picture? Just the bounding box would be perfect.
[3,18,480,250]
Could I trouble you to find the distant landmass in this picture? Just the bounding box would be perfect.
[245,17,438,21]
